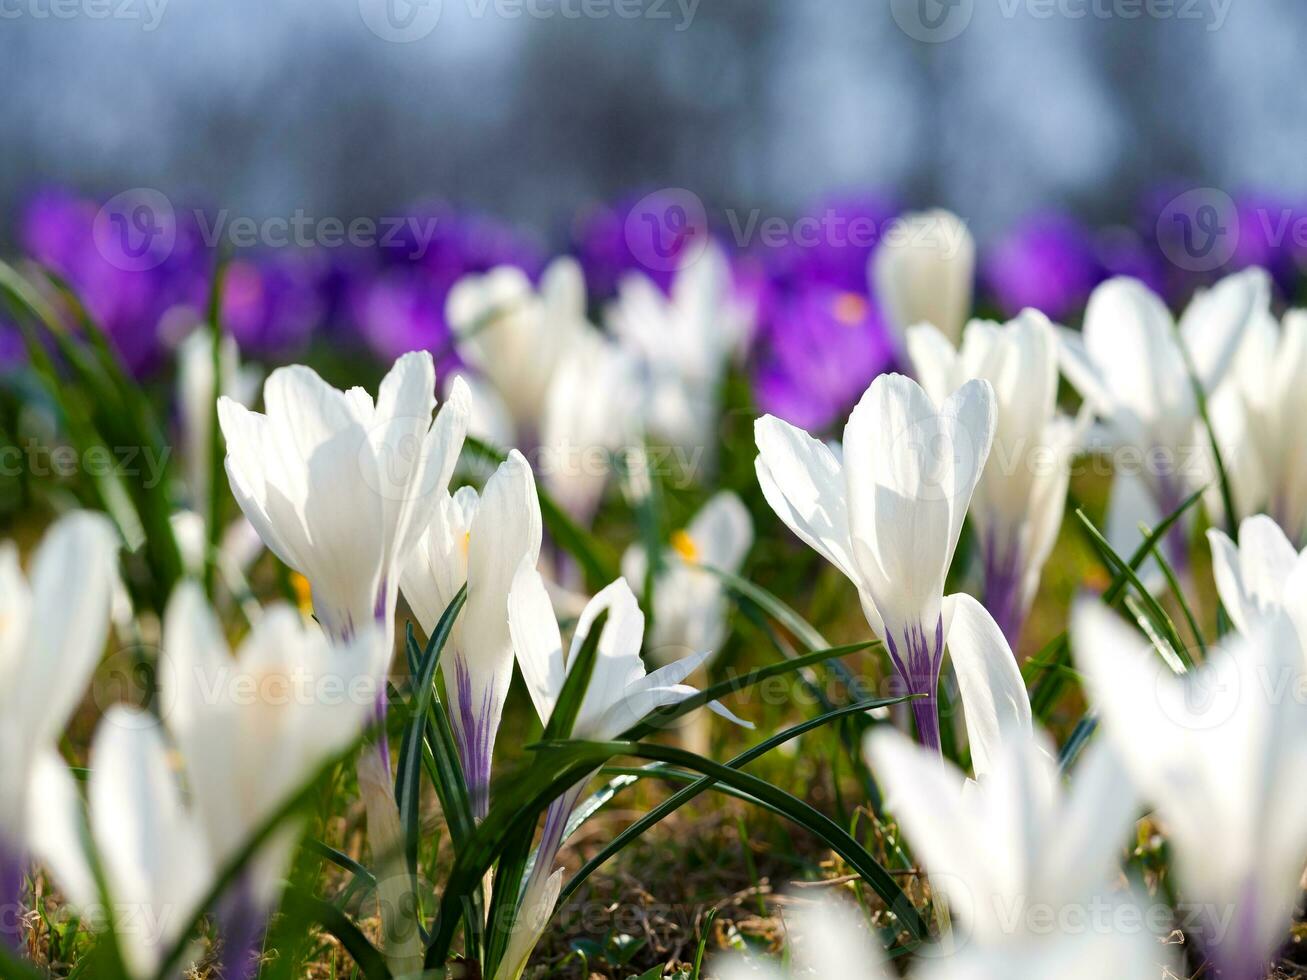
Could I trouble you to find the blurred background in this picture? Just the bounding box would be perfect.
[2,0,1303,243]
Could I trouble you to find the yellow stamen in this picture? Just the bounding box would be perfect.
[290,572,313,618]
[461,530,471,558]
[671,529,699,563]
[833,292,868,326]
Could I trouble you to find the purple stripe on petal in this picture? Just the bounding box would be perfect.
[1204,880,1267,980]
[0,838,25,954]
[885,617,946,754]
[982,529,1026,651]
[217,873,267,980]
[1155,474,1191,582]
[451,655,496,821]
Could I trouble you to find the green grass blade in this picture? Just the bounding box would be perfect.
[1073,508,1189,666]
[1026,487,1205,718]
[620,639,876,741]
[541,609,608,741]
[396,588,467,875]
[558,695,915,908]
[280,890,392,979]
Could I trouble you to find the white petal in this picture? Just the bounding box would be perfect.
[509,561,566,727]
[27,750,97,910]
[942,593,1031,780]
[905,321,960,406]
[1180,267,1271,392]
[687,492,753,573]
[1208,515,1299,635]
[24,511,118,746]
[754,415,857,582]
[872,209,975,347]
[460,450,544,737]
[89,708,210,979]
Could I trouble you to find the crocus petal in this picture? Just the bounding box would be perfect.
[509,560,567,727]
[1207,515,1300,635]
[458,450,544,744]
[942,593,1031,780]
[686,491,753,572]
[754,415,858,583]
[24,511,118,746]
[27,750,97,910]
[1179,267,1271,393]
[872,209,975,347]
[905,321,961,405]
[89,708,211,980]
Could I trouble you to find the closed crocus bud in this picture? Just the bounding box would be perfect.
[872,208,975,350]
[1209,309,1307,544]
[219,350,468,652]
[756,373,1029,753]
[909,311,1086,648]
[1058,269,1270,580]
[1073,600,1307,980]
[400,449,542,820]
[539,333,643,527]
[0,511,118,954]
[450,257,592,438]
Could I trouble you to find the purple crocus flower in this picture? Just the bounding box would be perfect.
[345,206,543,366]
[752,284,895,431]
[20,189,210,377]
[220,253,327,360]
[982,212,1102,322]
[749,196,899,432]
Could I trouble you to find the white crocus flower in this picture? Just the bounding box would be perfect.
[713,892,1169,980]
[908,311,1086,647]
[450,257,591,438]
[621,491,753,666]
[755,373,1028,754]
[872,208,975,349]
[1073,600,1307,980]
[0,511,117,953]
[174,327,264,583]
[539,332,643,526]
[219,350,468,648]
[1207,514,1307,640]
[400,449,542,820]
[1058,269,1269,578]
[1207,309,1307,544]
[608,244,751,467]
[33,708,212,980]
[177,326,261,519]
[158,582,388,978]
[219,350,467,973]
[866,724,1137,946]
[499,568,747,980]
